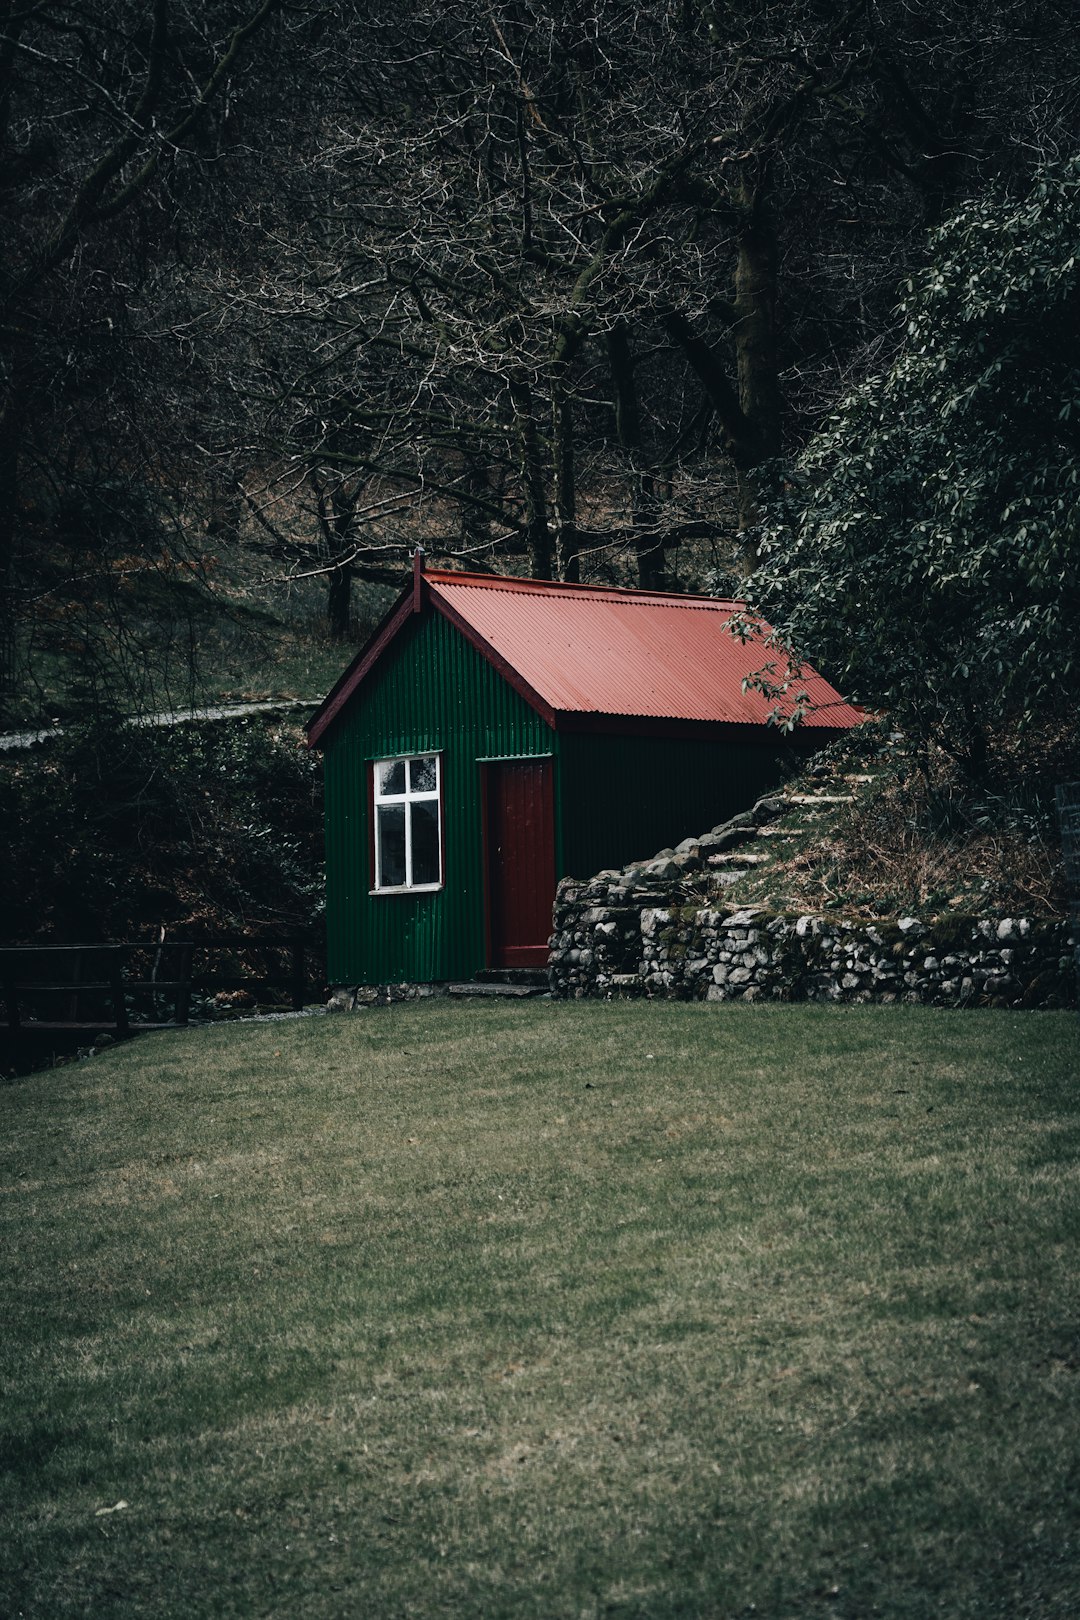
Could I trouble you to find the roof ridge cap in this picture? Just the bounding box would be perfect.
[426,569,744,607]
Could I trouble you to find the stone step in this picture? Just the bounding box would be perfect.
[473,968,548,986]
[786,792,856,805]
[707,851,769,866]
[447,981,545,998]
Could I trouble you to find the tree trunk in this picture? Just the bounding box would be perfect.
[732,179,782,561]
[0,357,24,715]
[459,454,492,555]
[326,559,353,639]
[552,390,578,582]
[204,479,242,546]
[311,472,359,638]
[509,378,552,579]
[607,324,665,589]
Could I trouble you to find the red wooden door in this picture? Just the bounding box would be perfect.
[484,760,557,968]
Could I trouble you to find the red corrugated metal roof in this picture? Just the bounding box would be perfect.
[307,565,862,746]
[424,570,862,729]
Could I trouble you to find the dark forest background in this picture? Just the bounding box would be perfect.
[2,0,1078,944]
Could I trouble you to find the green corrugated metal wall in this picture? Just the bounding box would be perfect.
[322,612,555,984]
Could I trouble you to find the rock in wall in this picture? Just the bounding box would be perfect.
[550,880,1075,1011]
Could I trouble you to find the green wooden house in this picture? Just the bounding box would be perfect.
[306,557,862,987]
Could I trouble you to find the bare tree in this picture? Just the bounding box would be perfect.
[0,0,282,716]
[220,0,1079,596]
[5,0,1076,712]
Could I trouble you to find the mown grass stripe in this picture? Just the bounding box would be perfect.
[1,1002,1078,1619]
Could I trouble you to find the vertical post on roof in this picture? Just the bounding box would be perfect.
[412,546,425,612]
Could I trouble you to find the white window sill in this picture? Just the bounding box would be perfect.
[370,884,443,896]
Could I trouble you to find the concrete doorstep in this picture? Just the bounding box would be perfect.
[447,982,544,998]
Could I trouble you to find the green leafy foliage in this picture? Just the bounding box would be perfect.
[0,719,323,943]
[746,157,1080,771]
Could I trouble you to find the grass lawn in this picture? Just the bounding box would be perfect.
[2,1002,1079,1618]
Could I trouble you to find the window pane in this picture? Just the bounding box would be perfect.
[411,800,440,885]
[377,804,406,886]
[376,759,406,797]
[410,755,437,793]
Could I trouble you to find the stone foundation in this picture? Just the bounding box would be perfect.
[549,897,1075,1009]
[326,979,546,1008]
[327,982,448,1010]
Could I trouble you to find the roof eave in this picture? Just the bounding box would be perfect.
[425,585,559,729]
[306,583,415,749]
[306,573,562,747]
[552,711,862,741]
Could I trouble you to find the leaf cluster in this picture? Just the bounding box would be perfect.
[747,156,1080,769]
[0,717,323,943]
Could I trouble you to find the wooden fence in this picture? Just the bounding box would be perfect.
[1,936,320,1038]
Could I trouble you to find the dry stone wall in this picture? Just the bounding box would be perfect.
[550,899,1074,1007]
[549,797,1076,1009]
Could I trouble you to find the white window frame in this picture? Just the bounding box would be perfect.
[372,752,443,893]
